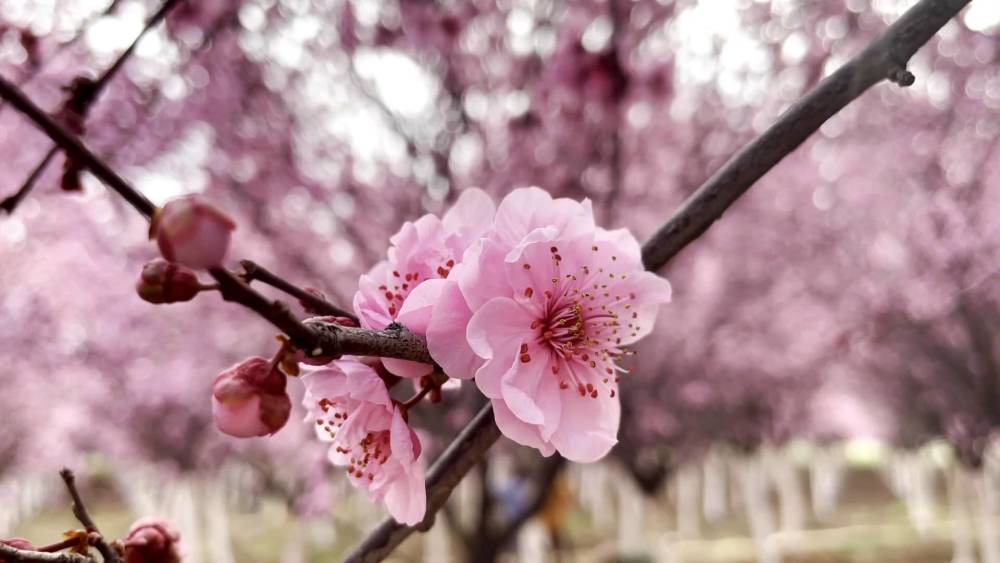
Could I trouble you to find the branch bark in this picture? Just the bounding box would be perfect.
[238,259,358,322]
[640,0,972,271]
[0,0,181,214]
[59,468,122,563]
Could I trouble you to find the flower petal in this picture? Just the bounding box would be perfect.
[426,280,482,380]
[443,188,496,248]
[500,345,553,425]
[492,399,556,456]
[549,386,620,462]
[466,297,535,360]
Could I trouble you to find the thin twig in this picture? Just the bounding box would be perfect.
[0,77,437,364]
[0,0,124,119]
[0,75,156,217]
[58,468,122,563]
[0,0,180,214]
[0,146,57,214]
[239,259,358,321]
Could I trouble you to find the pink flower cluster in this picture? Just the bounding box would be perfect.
[301,359,425,525]
[208,187,668,526]
[349,187,671,462]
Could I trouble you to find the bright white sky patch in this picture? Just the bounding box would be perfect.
[353,49,438,118]
[964,0,1000,32]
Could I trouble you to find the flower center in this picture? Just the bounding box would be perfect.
[378,260,455,317]
[538,302,586,353]
[518,242,642,399]
[342,431,390,482]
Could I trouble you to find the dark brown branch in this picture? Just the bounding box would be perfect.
[0,544,95,563]
[0,0,180,215]
[238,260,358,322]
[0,78,433,366]
[640,0,972,271]
[0,75,156,217]
[346,0,972,559]
[304,319,435,364]
[59,468,122,563]
[0,146,57,214]
[0,0,124,120]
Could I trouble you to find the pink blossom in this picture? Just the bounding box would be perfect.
[135,259,203,304]
[122,518,181,563]
[212,356,291,438]
[353,188,495,378]
[153,195,236,269]
[421,188,672,462]
[302,359,426,525]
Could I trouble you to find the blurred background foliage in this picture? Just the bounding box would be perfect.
[0,0,998,560]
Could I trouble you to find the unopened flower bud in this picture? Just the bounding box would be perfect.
[136,260,203,304]
[152,195,235,269]
[212,357,291,438]
[122,518,181,563]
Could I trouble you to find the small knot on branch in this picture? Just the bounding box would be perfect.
[887,67,915,87]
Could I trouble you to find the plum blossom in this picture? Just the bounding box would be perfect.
[302,359,426,525]
[416,188,672,462]
[153,195,236,269]
[121,518,182,563]
[353,188,495,378]
[212,356,291,438]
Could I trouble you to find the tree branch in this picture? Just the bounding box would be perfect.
[59,468,122,563]
[0,0,181,214]
[238,259,358,322]
[345,0,972,559]
[0,544,95,563]
[640,0,972,271]
[0,1,975,561]
[0,75,156,217]
[0,77,437,367]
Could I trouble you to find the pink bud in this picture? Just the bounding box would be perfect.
[212,357,291,438]
[1,538,35,562]
[122,518,181,563]
[136,260,203,304]
[152,195,235,269]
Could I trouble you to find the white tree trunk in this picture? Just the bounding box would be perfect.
[948,467,977,563]
[676,464,701,538]
[768,450,805,533]
[703,449,728,523]
[736,455,781,563]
